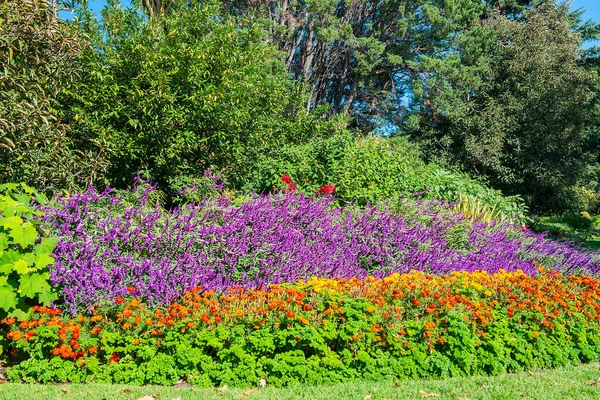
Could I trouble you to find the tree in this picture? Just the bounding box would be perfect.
[221,0,484,130]
[59,0,343,197]
[406,0,598,212]
[0,0,108,191]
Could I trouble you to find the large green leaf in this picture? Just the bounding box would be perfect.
[35,237,58,255]
[33,253,54,270]
[0,216,22,231]
[12,259,30,274]
[37,283,58,306]
[18,272,50,299]
[7,221,38,248]
[0,285,17,311]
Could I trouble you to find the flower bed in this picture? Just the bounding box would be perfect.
[3,269,600,386]
[40,184,600,312]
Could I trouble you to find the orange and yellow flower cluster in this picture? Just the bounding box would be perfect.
[2,267,600,385]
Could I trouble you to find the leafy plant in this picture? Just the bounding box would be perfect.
[247,132,527,220]
[0,183,58,321]
[3,269,600,386]
[0,0,108,192]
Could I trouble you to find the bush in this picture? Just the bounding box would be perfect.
[246,133,526,220]
[3,270,600,386]
[60,0,342,199]
[0,0,107,192]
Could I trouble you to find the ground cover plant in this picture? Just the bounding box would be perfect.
[36,179,600,312]
[3,362,600,400]
[2,269,600,387]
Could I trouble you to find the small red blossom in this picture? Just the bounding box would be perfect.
[317,184,336,195]
[281,174,293,184]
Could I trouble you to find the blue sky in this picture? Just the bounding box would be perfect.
[573,0,600,47]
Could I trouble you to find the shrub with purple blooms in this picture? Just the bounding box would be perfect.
[37,180,600,313]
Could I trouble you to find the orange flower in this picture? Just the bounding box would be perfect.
[88,346,97,354]
[286,311,295,319]
[425,321,436,329]
[115,298,125,304]
[201,314,210,323]
[7,330,21,341]
[90,327,102,335]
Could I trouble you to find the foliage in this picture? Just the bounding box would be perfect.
[221,0,484,128]
[60,0,342,199]
[3,269,600,386]
[246,132,526,219]
[407,1,598,213]
[0,0,109,192]
[37,183,599,312]
[452,193,508,224]
[531,213,600,251]
[0,183,58,322]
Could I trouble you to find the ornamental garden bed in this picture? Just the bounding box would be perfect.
[1,181,600,388]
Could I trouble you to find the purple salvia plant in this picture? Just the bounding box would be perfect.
[39,182,600,313]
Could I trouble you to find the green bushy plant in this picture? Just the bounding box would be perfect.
[0,0,108,192]
[247,132,526,220]
[4,270,600,386]
[60,0,343,200]
[0,183,58,322]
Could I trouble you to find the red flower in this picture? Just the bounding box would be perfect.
[127,286,136,293]
[281,174,293,184]
[115,298,125,304]
[318,184,336,195]
[109,352,120,363]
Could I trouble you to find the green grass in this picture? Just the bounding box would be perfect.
[531,213,600,251]
[1,363,600,400]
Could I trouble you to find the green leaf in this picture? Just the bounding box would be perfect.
[8,308,29,320]
[0,285,17,311]
[8,221,38,248]
[0,216,22,231]
[18,272,50,299]
[37,284,57,306]
[12,259,30,274]
[35,237,58,255]
[33,253,54,270]
[0,235,8,251]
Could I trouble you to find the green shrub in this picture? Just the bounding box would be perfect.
[247,132,526,220]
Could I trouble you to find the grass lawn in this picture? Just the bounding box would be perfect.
[1,363,599,400]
